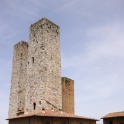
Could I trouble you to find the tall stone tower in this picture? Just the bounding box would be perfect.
[25,18,62,113]
[8,41,28,117]
[9,18,75,118]
[62,77,74,114]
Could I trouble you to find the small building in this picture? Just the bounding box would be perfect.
[101,111,124,124]
[7,109,98,124]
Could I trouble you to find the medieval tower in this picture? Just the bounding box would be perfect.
[8,41,28,117]
[8,18,74,118]
[25,18,62,113]
[62,77,74,114]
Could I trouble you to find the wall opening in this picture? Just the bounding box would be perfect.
[33,103,36,110]
[109,121,113,124]
[32,57,34,64]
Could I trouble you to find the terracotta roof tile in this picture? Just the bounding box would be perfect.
[7,109,98,121]
[101,111,124,119]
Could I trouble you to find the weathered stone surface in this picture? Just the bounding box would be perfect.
[8,41,28,117]
[62,77,74,114]
[24,18,62,113]
[9,18,73,117]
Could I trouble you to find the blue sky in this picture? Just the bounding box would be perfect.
[0,0,124,124]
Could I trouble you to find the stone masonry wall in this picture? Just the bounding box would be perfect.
[8,41,28,117]
[62,77,74,114]
[25,18,62,113]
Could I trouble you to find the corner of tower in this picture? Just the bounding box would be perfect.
[30,17,60,33]
[14,40,28,49]
[62,77,74,83]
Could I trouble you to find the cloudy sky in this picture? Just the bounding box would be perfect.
[0,0,124,124]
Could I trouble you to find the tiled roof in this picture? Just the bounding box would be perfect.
[7,109,98,121]
[101,111,124,119]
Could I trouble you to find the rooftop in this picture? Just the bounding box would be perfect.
[7,109,98,121]
[101,111,124,119]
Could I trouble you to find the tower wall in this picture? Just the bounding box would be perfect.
[25,18,62,113]
[8,41,28,117]
[62,77,74,114]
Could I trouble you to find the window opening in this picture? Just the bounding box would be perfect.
[33,103,36,110]
[32,57,34,64]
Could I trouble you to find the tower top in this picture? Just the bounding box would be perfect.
[14,41,28,47]
[30,17,60,29]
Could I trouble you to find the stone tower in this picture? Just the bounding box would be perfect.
[9,18,75,118]
[62,77,74,114]
[8,41,28,117]
[24,18,62,113]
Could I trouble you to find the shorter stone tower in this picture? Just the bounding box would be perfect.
[9,41,28,117]
[62,77,74,114]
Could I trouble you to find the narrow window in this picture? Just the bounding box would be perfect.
[33,103,36,110]
[32,57,34,64]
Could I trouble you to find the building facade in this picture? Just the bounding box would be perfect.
[102,111,124,124]
[7,109,98,124]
